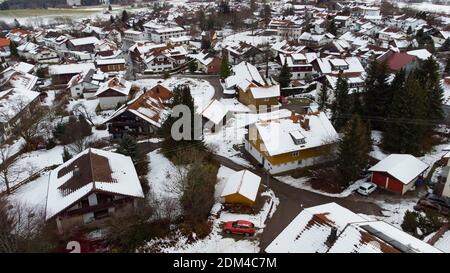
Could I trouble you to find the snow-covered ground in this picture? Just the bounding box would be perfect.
[8,172,49,211]
[221,30,279,48]
[373,199,417,229]
[433,230,450,253]
[396,1,450,15]
[275,176,366,198]
[143,166,279,253]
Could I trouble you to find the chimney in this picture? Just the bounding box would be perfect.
[303,117,310,131]
[325,227,338,248]
[73,165,80,178]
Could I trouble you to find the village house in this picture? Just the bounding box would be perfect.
[279,53,314,80]
[191,51,221,74]
[123,29,148,47]
[267,19,302,41]
[299,32,335,48]
[67,36,100,53]
[43,34,69,52]
[237,81,280,112]
[143,23,187,44]
[17,42,59,64]
[95,77,132,110]
[379,51,419,73]
[369,154,429,195]
[244,110,338,174]
[94,39,122,60]
[0,88,41,143]
[224,61,266,95]
[105,85,171,138]
[200,99,228,133]
[0,38,11,58]
[0,64,38,91]
[49,63,96,85]
[6,28,31,45]
[95,58,126,73]
[224,42,265,65]
[312,56,365,77]
[45,148,145,234]
[221,170,261,207]
[265,202,441,253]
[67,68,107,98]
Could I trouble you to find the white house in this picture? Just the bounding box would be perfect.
[95,77,131,109]
[67,68,107,98]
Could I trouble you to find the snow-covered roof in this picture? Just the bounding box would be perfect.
[95,77,131,97]
[201,99,228,125]
[406,49,432,61]
[0,66,38,90]
[315,57,364,75]
[45,148,144,220]
[13,62,34,74]
[95,58,126,66]
[329,221,441,253]
[254,112,338,156]
[265,202,441,253]
[0,88,40,123]
[225,61,265,89]
[249,85,280,99]
[221,170,261,202]
[106,87,170,128]
[154,26,184,34]
[48,63,96,75]
[69,36,100,46]
[369,154,429,184]
[265,203,368,253]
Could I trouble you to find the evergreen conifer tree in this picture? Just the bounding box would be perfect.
[331,75,350,130]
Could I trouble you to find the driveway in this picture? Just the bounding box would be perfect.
[212,154,384,252]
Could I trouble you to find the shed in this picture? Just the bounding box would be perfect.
[369,154,429,195]
[221,170,261,206]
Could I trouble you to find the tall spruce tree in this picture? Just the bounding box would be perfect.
[331,75,350,130]
[161,85,204,159]
[278,61,292,88]
[363,59,390,129]
[219,54,231,79]
[416,56,444,128]
[383,71,427,155]
[116,134,138,163]
[318,83,328,111]
[441,38,450,52]
[336,114,372,187]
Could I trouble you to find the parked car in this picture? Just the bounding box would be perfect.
[414,199,450,216]
[356,182,377,196]
[223,220,256,236]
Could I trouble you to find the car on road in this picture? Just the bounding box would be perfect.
[356,182,377,196]
[414,199,450,216]
[223,220,256,236]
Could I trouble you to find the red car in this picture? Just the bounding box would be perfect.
[223,220,256,236]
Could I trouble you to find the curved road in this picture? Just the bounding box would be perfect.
[211,155,383,252]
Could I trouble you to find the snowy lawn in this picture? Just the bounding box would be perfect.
[7,172,50,211]
[143,166,279,253]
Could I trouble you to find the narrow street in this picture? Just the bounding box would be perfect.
[212,154,384,252]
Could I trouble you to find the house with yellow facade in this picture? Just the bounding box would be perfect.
[237,80,280,111]
[221,170,261,207]
[244,111,339,174]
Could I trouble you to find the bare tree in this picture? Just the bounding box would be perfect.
[0,198,50,253]
[0,144,33,195]
[0,97,49,151]
[72,103,96,126]
[68,137,90,155]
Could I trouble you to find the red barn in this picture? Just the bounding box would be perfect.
[369,154,428,195]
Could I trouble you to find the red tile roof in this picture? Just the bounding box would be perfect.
[0,38,10,48]
[387,52,416,71]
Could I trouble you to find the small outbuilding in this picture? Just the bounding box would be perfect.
[369,154,429,195]
[221,170,261,206]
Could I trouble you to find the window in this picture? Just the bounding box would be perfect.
[292,151,299,157]
[94,209,109,220]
